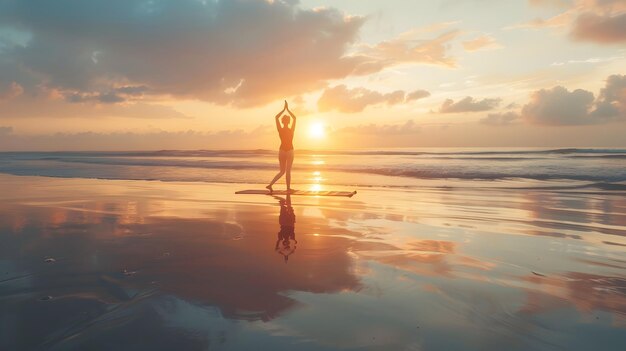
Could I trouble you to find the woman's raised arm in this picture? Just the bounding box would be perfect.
[286,104,296,132]
[275,104,285,131]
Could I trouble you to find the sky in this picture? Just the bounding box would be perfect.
[0,0,624,150]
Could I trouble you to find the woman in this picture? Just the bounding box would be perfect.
[266,100,296,193]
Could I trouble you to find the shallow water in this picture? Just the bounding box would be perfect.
[0,174,625,350]
[1,148,625,187]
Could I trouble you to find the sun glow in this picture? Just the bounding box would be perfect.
[308,121,326,139]
[309,183,322,192]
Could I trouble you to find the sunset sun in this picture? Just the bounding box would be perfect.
[309,122,326,139]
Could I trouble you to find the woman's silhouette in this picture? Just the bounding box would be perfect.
[274,194,296,263]
[266,100,296,193]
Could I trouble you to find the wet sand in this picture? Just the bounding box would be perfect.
[0,174,625,350]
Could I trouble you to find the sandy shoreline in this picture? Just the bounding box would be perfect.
[1,174,625,350]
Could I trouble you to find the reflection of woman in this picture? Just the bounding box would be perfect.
[266,100,296,194]
[274,194,297,263]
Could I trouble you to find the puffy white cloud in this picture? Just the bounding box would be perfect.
[521,74,626,125]
[591,74,626,118]
[439,96,501,113]
[522,86,595,125]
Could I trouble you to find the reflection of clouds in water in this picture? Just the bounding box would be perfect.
[520,192,626,237]
[522,272,626,315]
[2,176,626,350]
[0,201,361,325]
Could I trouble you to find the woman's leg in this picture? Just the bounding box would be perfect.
[268,150,287,188]
[285,150,294,191]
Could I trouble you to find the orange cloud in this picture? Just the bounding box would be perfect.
[514,0,626,43]
[359,29,460,68]
[571,11,626,43]
[317,85,429,113]
[0,0,368,108]
[0,81,23,101]
[462,35,502,52]
[0,0,460,114]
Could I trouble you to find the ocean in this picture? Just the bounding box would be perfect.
[1,148,625,190]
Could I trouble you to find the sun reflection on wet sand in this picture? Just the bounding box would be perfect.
[307,168,325,193]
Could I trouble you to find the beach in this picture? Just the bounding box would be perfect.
[2,0,625,349]
[1,149,625,350]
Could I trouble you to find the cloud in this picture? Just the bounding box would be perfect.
[0,125,12,135]
[0,126,273,151]
[0,0,366,107]
[0,94,190,119]
[505,102,520,109]
[0,81,23,101]
[0,0,460,111]
[65,92,123,104]
[480,111,520,126]
[528,0,573,8]
[591,74,626,119]
[508,10,573,29]
[550,55,624,66]
[462,35,502,52]
[570,11,626,43]
[338,120,421,135]
[514,0,626,44]
[521,74,626,125]
[522,86,595,125]
[406,89,431,102]
[358,29,460,69]
[439,96,501,113]
[318,85,429,113]
[64,85,150,104]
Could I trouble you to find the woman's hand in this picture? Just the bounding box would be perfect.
[284,100,288,110]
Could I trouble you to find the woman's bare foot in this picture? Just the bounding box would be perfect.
[266,184,273,193]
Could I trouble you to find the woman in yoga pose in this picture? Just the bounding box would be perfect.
[266,100,296,193]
